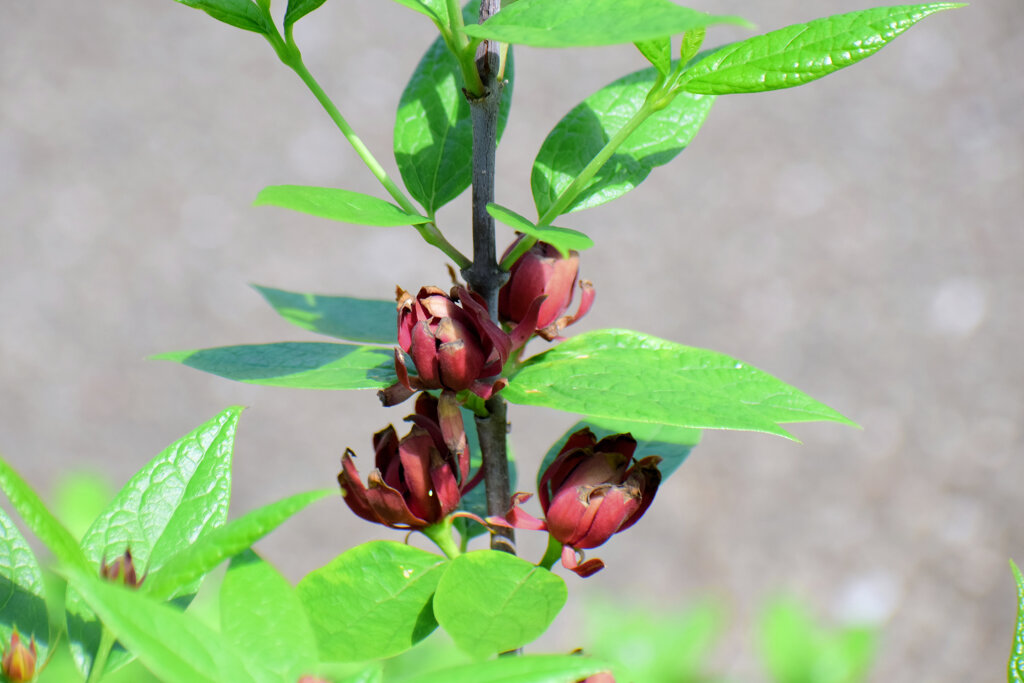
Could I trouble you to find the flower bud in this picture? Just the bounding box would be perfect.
[495,429,661,577]
[499,238,594,341]
[101,548,144,588]
[381,286,515,406]
[2,629,37,683]
[340,392,475,530]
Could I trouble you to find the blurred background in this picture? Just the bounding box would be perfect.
[2,1,1021,680]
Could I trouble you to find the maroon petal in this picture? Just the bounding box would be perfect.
[372,425,399,471]
[561,545,604,578]
[542,279,594,341]
[365,470,428,528]
[501,492,549,531]
[545,486,592,546]
[616,456,662,533]
[437,389,469,482]
[454,286,512,362]
[429,450,462,518]
[437,338,484,392]
[410,321,442,388]
[571,486,641,549]
[337,449,379,524]
[397,426,438,520]
[509,294,546,350]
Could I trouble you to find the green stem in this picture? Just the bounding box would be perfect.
[498,95,663,271]
[421,518,462,559]
[538,533,562,571]
[87,626,116,683]
[271,39,470,268]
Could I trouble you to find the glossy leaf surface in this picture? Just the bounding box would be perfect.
[220,550,318,680]
[173,0,269,33]
[67,571,268,683]
[540,417,700,488]
[297,541,447,661]
[532,66,714,216]
[635,37,671,75]
[505,329,854,439]
[253,285,396,345]
[254,185,431,226]
[153,342,397,390]
[395,15,514,215]
[0,506,50,664]
[1011,560,1024,682]
[487,203,593,256]
[433,550,566,657]
[463,0,746,47]
[68,407,242,678]
[677,3,962,94]
[406,655,612,683]
[144,489,332,601]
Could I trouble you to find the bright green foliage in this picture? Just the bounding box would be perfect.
[153,342,397,390]
[0,507,50,667]
[395,16,514,216]
[143,489,332,601]
[391,0,450,26]
[68,406,242,678]
[486,203,593,256]
[505,329,854,439]
[1010,560,1024,682]
[253,285,396,345]
[677,4,963,95]
[404,655,613,683]
[462,0,747,48]
[220,550,318,680]
[532,67,714,217]
[254,185,432,227]
[0,456,90,572]
[172,0,270,34]
[757,598,877,683]
[433,550,567,658]
[584,599,724,683]
[66,570,271,683]
[53,472,115,541]
[284,0,328,29]
[297,541,448,661]
[635,37,672,75]
[540,418,700,486]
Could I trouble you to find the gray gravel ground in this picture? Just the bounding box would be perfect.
[2,1,1021,680]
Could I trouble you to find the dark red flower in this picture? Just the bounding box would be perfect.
[1,629,37,683]
[499,238,594,341]
[381,285,537,406]
[495,428,661,577]
[339,392,475,530]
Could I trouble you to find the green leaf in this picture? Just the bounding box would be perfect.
[405,655,613,683]
[0,456,90,573]
[539,417,700,488]
[433,550,566,658]
[532,66,714,217]
[395,17,514,216]
[144,489,332,602]
[390,0,449,25]
[679,27,706,64]
[173,0,270,34]
[297,541,447,661]
[65,570,270,683]
[220,550,318,680]
[68,407,242,678]
[677,3,964,95]
[0,506,50,665]
[284,0,328,28]
[153,342,397,390]
[254,185,431,227]
[463,0,747,47]
[253,285,396,345]
[635,37,671,75]
[505,329,855,439]
[1010,560,1024,682]
[486,203,593,257]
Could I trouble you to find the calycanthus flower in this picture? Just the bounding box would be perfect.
[499,238,594,341]
[101,547,145,588]
[1,629,37,683]
[380,285,540,407]
[494,428,661,577]
[339,392,477,530]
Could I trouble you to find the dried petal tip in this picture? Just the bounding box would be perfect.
[2,629,38,683]
[101,547,144,588]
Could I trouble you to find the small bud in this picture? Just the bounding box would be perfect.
[2,629,37,683]
[101,548,144,588]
